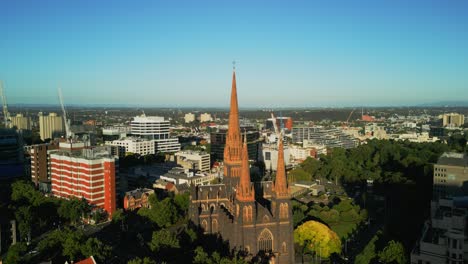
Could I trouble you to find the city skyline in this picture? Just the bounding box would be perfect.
[2,0,468,107]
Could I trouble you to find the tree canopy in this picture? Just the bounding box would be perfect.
[294,220,341,258]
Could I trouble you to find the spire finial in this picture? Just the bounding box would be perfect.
[232,60,236,71]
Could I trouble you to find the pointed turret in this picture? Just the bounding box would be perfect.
[236,132,255,202]
[224,69,243,179]
[275,137,289,198]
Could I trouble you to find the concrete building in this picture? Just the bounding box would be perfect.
[289,145,317,162]
[10,113,31,130]
[433,152,468,200]
[130,115,180,153]
[39,112,64,141]
[27,142,59,189]
[160,167,217,186]
[107,137,156,155]
[442,113,465,128]
[411,198,467,264]
[411,153,468,264]
[175,151,210,173]
[199,113,213,123]
[123,188,154,211]
[184,113,196,123]
[50,146,117,217]
[292,126,358,149]
[259,142,291,171]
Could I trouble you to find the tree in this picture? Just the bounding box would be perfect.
[174,192,190,215]
[127,257,157,264]
[81,237,112,262]
[138,196,178,227]
[149,229,180,252]
[15,205,33,242]
[62,229,85,262]
[378,240,407,264]
[294,220,341,259]
[4,242,27,264]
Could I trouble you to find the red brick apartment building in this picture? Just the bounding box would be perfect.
[50,148,117,217]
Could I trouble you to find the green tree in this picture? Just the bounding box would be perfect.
[127,257,157,264]
[149,229,180,252]
[4,242,27,264]
[62,229,85,261]
[138,195,178,227]
[81,237,112,262]
[294,220,342,258]
[15,205,33,242]
[378,240,407,264]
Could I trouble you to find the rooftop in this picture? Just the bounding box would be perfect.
[437,152,468,167]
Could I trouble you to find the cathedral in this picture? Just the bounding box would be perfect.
[189,69,294,264]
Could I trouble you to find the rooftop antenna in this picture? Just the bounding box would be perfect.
[58,86,73,140]
[0,81,12,128]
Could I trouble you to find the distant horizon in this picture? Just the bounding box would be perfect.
[2,1,468,106]
[7,100,468,110]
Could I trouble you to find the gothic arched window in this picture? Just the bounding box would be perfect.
[201,220,208,232]
[212,219,218,233]
[258,228,273,252]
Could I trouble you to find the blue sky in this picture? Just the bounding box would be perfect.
[1,0,468,107]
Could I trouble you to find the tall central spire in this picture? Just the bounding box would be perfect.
[275,137,289,198]
[227,69,241,150]
[223,69,243,178]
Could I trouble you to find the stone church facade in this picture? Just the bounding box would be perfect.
[189,70,294,264]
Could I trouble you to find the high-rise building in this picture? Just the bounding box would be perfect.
[411,153,468,264]
[0,129,24,180]
[199,113,213,123]
[50,146,117,217]
[27,142,59,189]
[442,113,465,128]
[38,112,64,141]
[190,69,294,264]
[130,115,180,153]
[10,113,31,130]
[210,127,260,161]
[184,113,196,123]
[432,152,468,200]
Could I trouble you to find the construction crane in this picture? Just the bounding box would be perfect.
[270,113,280,136]
[58,87,73,140]
[0,81,12,128]
[346,109,356,125]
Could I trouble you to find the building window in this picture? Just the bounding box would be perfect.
[212,219,218,233]
[282,242,287,253]
[265,152,271,161]
[201,220,208,231]
[258,228,273,252]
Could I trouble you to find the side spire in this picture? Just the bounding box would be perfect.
[275,136,289,198]
[236,130,255,201]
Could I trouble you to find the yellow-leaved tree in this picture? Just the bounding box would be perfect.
[294,220,341,258]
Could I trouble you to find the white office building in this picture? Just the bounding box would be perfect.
[107,115,180,154]
[175,151,211,173]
